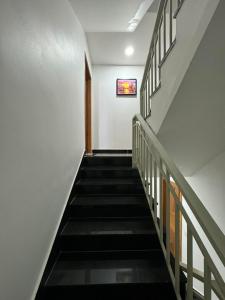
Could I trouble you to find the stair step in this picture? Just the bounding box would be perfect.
[79,166,139,178]
[36,154,179,300]
[75,178,144,194]
[63,218,154,235]
[44,250,176,300]
[60,218,160,251]
[71,194,147,206]
[58,249,161,260]
[70,194,149,217]
[83,156,132,167]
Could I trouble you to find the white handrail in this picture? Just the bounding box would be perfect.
[180,262,225,300]
[141,0,185,119]
[132,114,225,299]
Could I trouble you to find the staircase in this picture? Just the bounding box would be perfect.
[36,151,179,299]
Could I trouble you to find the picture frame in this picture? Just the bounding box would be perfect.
[116,79,137,96]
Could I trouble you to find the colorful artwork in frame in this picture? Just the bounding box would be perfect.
[116,79,137,96]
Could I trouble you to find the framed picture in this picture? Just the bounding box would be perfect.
[116,79,137,96]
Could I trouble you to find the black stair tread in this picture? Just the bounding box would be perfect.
[84,155,132,159]
[46,251,172,287]
[92,154,132,157]
[37,153,178,300]
[83,156,132,167]
[61,219,155,236]
[76,178,142,186]
[81,166,135,170]
[71,195,147,206]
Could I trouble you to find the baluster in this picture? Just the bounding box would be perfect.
[151,58,155,95]
[143,88,145,118]
[204,259,211,300]
[169,0,173,46]
[187,228,193,300]
[132,124,135,167]
[159,159,163,242]
[142,133,145,177]
[150,151,153,208]
[146,147,149,195]
[140,133,143,175]
[154,43,157,90]
[143,89,145,118]
[135,125,138,164]
[158,25,162,81]
[148,71,151,116]
[144,140,147,189]
[175,202,180,296]
[138,129,141,168]
[154,160,158,222]
[163,1,167,56]
[134,124,137,165]
[166,169,171,264]
[145,82,148,118]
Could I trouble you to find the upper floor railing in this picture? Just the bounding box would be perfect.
[132,114,225,300]
[140,0,185,119]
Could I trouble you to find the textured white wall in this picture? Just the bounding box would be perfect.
[147,0,220,133]
[186,151,225,296]
[93,65,144,149]
[0,1,90,299]
[157,0,225,176]
[181,152,225,296]
[186,151,225,235]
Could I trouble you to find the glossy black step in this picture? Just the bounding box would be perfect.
[75,178,144,194]
[70,194,149,218]
[79,166,139,179]
[60,218,160,251]
[36,153,179,300]
[44,250,176,300]
[83,156,132,167]
[93,149,132,154]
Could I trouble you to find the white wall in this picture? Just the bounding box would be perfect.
[157,0,225,177]
[186,151,225,235]
[179,152,225,297]
[147,0,220,134]
[0,1,91,299]
[93,65,144,149]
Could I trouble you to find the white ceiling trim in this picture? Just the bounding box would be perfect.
[128,0,155,32]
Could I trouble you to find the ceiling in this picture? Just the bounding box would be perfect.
[69,0,149,32]
[69,0,159,65]
[87,12,157,65]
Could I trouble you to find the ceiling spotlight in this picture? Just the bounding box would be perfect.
[125,46,134,57]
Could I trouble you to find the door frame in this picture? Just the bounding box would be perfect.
[163,179,182,258]
[85,55,92,155]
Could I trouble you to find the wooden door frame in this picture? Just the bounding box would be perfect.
[85,55,92,155]
[162,179,182,258]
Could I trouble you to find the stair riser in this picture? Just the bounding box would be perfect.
[79,169,139,179]
[59,235,160,251]
[43,284,175,300]
[69,206,149,218]
[83,157,132,167]
[75,185,144,194]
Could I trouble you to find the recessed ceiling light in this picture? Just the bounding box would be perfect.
[125,46,134,57]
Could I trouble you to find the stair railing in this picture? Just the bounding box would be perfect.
[132,114,225,300]
[141,0,185,119]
